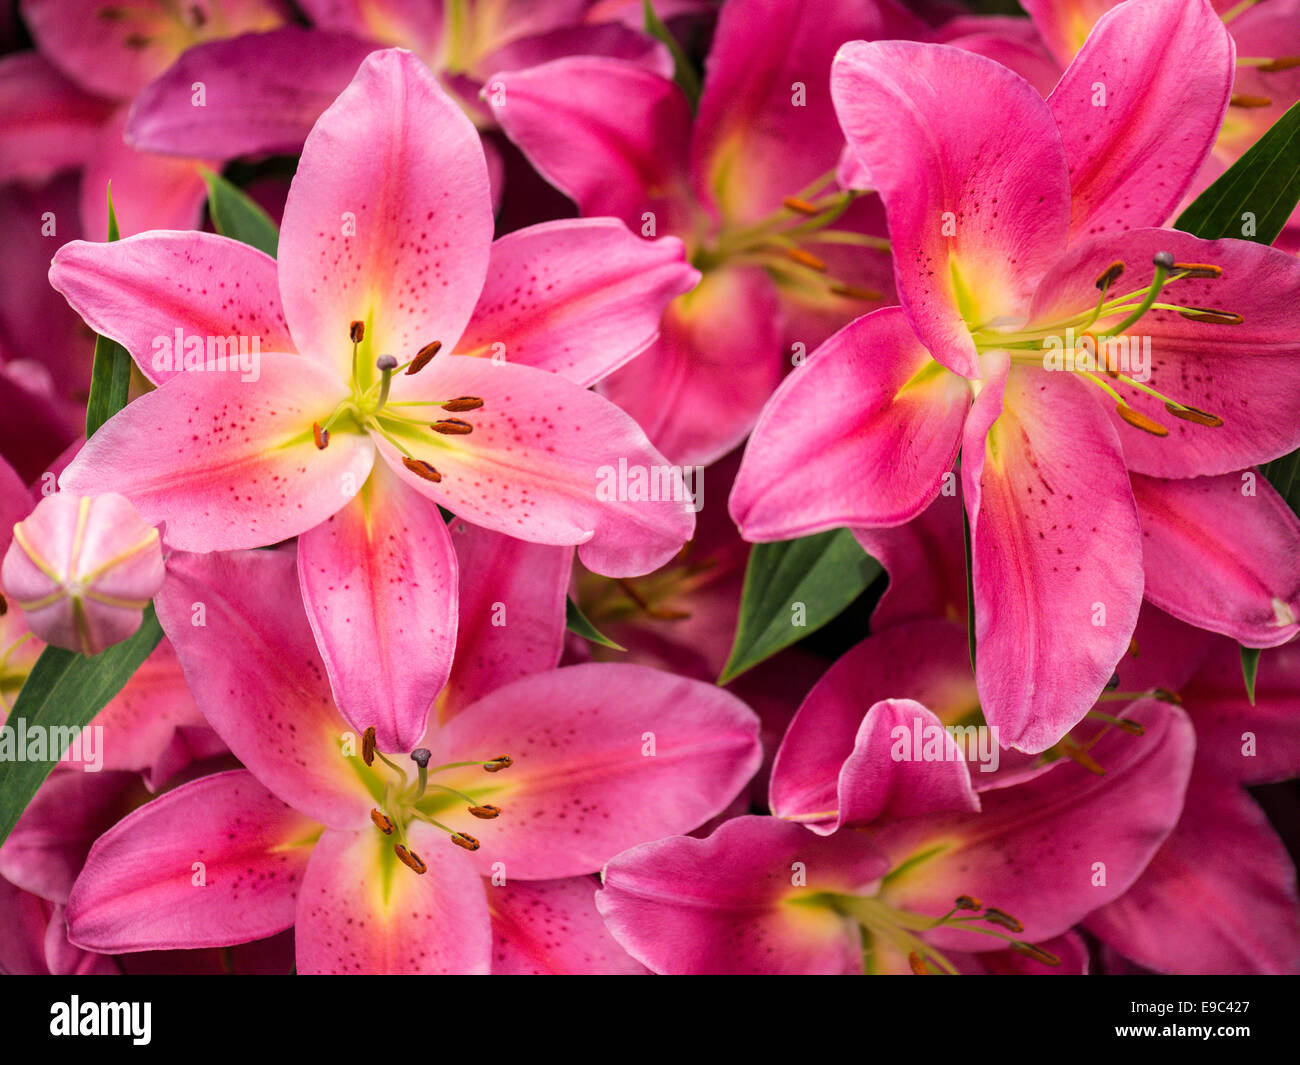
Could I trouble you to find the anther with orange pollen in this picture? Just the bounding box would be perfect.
[355,736,515,875]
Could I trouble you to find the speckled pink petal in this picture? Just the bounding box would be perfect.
[424,662,762,880]
[49,230,295,386]
[964,359,1143,753]
[58,354,372,552]
[1048,0,1232,239]
[456,218,698,387]
[378,354,695,577]
[155,548,375,831]
[66,770,319,953]
[298,458,457,753]
[731,307,971,541]
[831,41,1072,377]
[486,875,647,975]
[295,822,490,975]
[277,48,492,381]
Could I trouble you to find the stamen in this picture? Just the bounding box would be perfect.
[954,895,982,911]
[829,283,881,301]
[1164,402,1224,427]
[394,843,428,874]
[1116,403,1170,437]
[401,457,443,482]
[483,755,512,772]
[982,908,1024,934]
[1170,262,1222,279]
[362,726,376,766]
[0,594,7,617]
[908,952,931,975]
[312,421,329,450]
[451,833,480,851]
[1230,93,1273,108]
[783,196,821,215]
[1152,687,1183,705]
[1259,56,1300,72]
[405,340,442,376]
[1095,261,1125,291]
[124,33,150,49]
[1009,941,1060,966]
[431,418,473,435]
[370,809,394,834]
[785,247,828,272]
[441,396,483,412]
[1105,672,1121,691]
[1177,308,1243,325]
[350,320,365,343]
[469,804,501,819]
[1059,738,1106,776]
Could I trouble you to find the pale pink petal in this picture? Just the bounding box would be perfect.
[424,662,762,879]
[278,48,492,380]
[155,548,375,830]
[456,218,697,386]
[49,231,294,386]
[58,355,373,552]
[379,354,695,576]
[66,770,319,953]
[298,458,458,752]
[295,821,490,974]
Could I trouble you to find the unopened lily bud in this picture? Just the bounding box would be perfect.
[2,493,163,655]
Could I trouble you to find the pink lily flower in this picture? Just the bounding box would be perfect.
[732,0,1300,753]
[1022,0,1300,248]
[597,693,1192,974]
[485,0,912,464]
[1084,606,1300,974]
[2,0,291,235]
[65,546,762,974]
[51,48,698,751]
[121,0,675,207]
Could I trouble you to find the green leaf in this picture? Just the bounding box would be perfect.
[1240,645,1261,707]
[643,0,701,110]
[1175,98,1300,244]
[565,596,626,651]
[0,607,164,848]
[962,507,976,675]
[718,530,882,685]
[83,187,131,438]
[201,167,280,258]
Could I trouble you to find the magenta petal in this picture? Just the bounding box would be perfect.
[295,822,490,975]
[126,28,377,160]
[58,355,373,552]
[596,816,889,975]
[964,361,1143,753]
[456,218,698,386]
[1133,472,1300,648]
[66,770,318,953]
[155,549,375,830]
[1048,0,1233,238]
[298,459,458,752]
[731,307,970,541]
[439,522,571,719]
[49,231,294,386]
[486,57,694,231]
[0,53,113,182]
[1085,769,1300,974]
[426,663,762,879]
[770,620,979,833]
[873,698,1195,949]
[486,875,647,975]
[278,48,492,378]
[831,41,1072,377]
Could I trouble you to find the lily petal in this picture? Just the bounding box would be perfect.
[66,770,319,953]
